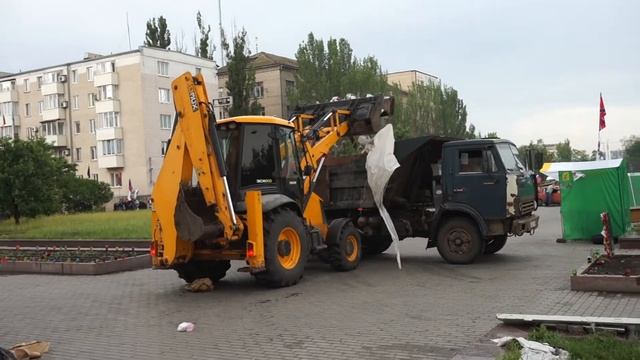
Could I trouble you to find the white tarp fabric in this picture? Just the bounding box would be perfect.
[541,159,623,180]
[365,124,402,269]
[492,336,569,360]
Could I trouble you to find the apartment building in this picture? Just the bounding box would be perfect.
[217,52,298,118]
[387,70,439,92]
[0,46,218,201]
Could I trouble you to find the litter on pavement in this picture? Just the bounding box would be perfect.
[176,322,195,332]
[492,336,569,360]
[185,278,214,292]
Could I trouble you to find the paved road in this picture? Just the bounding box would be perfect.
[1,207,639,359]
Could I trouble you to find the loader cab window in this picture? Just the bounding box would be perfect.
[240,124,276,187]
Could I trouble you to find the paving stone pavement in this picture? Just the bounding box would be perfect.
[1,207,639,359]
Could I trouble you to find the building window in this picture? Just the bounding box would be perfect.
[101,139,123,155]
[89,119,96,134]
[27,127,38,139]
[90,146,97,160]
[25,103,31,117]
[195,67,202,74]
[23,79,30,92]
[38,101,44,114]
[285,80,295,95]
[161,141,168,156]
[97,112,120,128]
[92,173,98,181]
[75,147,81,162]
[97,85,116,100]
[87,67,94,81]
[41,121,65,136]
[44,94,60,110]
[158,88,170,104]
[37,76,42,89]
[160,114,172,129]
[74,121,81,134]
[97,61,115,74]
[88,93,95,108]
[253,82,264,98]
[157,61,169,76]
[71,70,78,83]
[110,171,122,187]
[73,95,79,110]
[42,71,60,84]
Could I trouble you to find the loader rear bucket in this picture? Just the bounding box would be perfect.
[174,186,223,242]
[291,95,394,136]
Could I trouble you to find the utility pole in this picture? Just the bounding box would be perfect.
[218,0,224,66]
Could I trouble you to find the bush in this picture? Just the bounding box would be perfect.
[60,176,113,213]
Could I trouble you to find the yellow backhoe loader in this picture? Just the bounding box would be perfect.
[150,72,393,287]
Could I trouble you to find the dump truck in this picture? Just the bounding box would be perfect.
[316,136,540,263]
[150,72,393,287]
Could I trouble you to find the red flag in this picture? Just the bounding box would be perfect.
[599,93,606,131]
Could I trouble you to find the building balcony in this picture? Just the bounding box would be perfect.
[45,134,67,147]
[41,82,65,95]
[0,89,18,103]
[98,154,124,168]
[6,115,20,126]
[96,127,123,141]
[41,108,66,121]
[94,72,119,87]
[95,99,120,113]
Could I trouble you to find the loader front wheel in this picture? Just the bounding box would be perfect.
[327,220,362,271]
[255,208,310,287]
[174,260,231,284]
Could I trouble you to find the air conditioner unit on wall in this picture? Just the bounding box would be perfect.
[60,101,69,109]
[58,74,68,83]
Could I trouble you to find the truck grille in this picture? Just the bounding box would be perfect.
[520,200,535,215]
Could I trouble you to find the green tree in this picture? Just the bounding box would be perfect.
[623,136,640,171]
[484,131,499,139]
[518,139,557,171]
[0,138,69,224]
[60,176,112,213]
[571,149,590,161]
[194,11,214,59]
[391,81,470,139]
[556,139,572,162]
[290,33,388,105]
[145,16,171,49]
[221,28,261,116]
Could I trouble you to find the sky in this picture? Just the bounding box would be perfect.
[1,0,638,151]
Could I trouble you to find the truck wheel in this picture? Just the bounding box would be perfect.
[327,220,362,271]
[436,217,483,264]
[362,235,393,256]
[174,260,231,284]
[255,208,310,287]
[484,235,508,254]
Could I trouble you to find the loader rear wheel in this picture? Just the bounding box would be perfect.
[327,220,362,271]
[484,235,508,254]
[436,217,483,264]
[362,234,393,256]
[255,208,310,287]
[174,260,231,284]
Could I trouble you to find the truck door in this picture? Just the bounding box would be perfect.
[449,146,506,219]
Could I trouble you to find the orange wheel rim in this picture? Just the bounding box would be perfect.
[345,234,358,262]
[277,227,301,270]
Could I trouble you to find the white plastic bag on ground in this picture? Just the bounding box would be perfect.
[365,124,402,269]
[492,336,569,360]
[177,322,195,332]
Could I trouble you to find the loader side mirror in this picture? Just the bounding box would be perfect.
[303,165,313,177]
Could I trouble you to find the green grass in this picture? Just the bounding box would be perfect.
[499,326,640,360]
[0,210,151,239]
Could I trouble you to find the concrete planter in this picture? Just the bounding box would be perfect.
[0,254,150,275]
[570,258,640,293]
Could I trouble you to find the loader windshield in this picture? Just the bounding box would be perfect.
[217,124,241,192]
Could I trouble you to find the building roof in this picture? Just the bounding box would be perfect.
[387,69,439,80]
[0,72,12,77]
[0,46,215,81]
[217,51,298,75]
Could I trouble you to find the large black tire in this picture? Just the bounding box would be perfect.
[326,220,362,271]
[436,217,484,264]
[174,260,231,284]
[484,235,508,254]
[255,208,310,287]
[362,234,393,256]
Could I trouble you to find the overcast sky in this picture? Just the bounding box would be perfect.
[2,0,638,151]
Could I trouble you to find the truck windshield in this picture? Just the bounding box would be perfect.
[496,143,525,172]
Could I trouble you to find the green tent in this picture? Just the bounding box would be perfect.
[541,159,631,240]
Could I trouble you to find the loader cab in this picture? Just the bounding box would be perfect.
[217,118,303,210]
